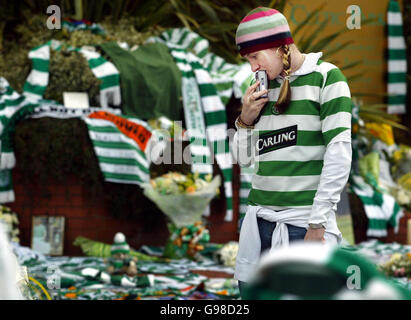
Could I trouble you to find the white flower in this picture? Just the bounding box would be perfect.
[396,188,411,205]
[0,214,12,224]
[404,150,411,161]
[195,179,207,191]
[218,241,239,267]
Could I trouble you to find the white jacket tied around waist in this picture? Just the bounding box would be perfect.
[234,205,341,282]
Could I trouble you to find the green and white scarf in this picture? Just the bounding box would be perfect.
[387,0,407,114]
[145,36,211,218]
[148,28,254,222]
[23,40,121,108]
[349,174,403,237]
[0,78,36,169]
[158,29,252,106]
[0,78,40,202]
[62,20,105,35]
[168,48,214,177]
[84,115,166,186]
[0,77,120,203]
[80,267,154,288]
[350,100,404,238]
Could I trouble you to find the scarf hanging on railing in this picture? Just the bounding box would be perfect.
[387,0,407,114]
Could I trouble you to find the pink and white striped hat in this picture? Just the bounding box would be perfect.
[236,7,294,56]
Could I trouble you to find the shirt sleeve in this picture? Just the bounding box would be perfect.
[319,66,352,146]
[232,123,256,168]
[308,140,352,227]
[232,76,257,168]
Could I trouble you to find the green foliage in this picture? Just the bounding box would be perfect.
[0,13,160,104]
[0,44,102,104]
[100,16,161,48]
[13,14,62,50]
[1,0,376,68]
[14,118,102,194]
[44,49,101,105]
[0,14,63,92]
[358,103,409,131]
[0,44,31,93]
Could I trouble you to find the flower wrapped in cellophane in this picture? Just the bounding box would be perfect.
[143,172,221,228]
[143,172,220,260]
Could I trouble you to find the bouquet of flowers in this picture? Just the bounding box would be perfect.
[143,171,221,228]
[143,171,220,260]
[390,145,411,211]
[378,252,411,278]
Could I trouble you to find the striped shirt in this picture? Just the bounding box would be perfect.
[246,54,352,210]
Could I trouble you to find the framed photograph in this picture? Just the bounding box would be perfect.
[31,216,65,255]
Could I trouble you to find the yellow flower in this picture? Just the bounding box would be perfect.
[398,172,411,189]
[393,150,403,162]
[365,122,395,145]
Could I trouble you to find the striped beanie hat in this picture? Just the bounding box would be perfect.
[111,232,130,255]
[236,7,294,56]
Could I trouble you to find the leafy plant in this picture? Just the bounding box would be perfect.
[1,0,378,68]
[358,103,409,131]
[45,49,101,104]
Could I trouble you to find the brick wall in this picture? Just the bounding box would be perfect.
[9,156,241,257]
[8,96,243,256]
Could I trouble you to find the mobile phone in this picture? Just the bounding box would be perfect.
[255,70,268,98]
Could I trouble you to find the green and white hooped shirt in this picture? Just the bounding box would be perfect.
[234,54,353,282]
[241,52,352,212]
